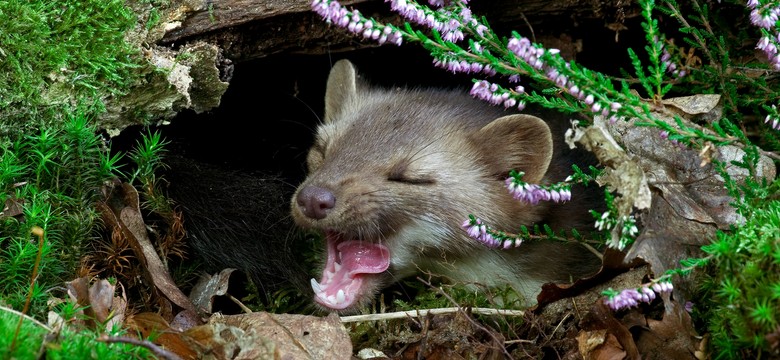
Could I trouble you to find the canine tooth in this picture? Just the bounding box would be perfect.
[336,289,345,304]
[310,278,323,294]
[334,262,342,272]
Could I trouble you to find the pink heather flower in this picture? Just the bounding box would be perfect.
[766,114,780,130]
[766,105,780,130]
[685,301,694,313]
[747,0,759,9]
[584,94,595,105]
[568,85,581,98]
[459,7,473,22]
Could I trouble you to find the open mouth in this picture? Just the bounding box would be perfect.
[310,231,390,310]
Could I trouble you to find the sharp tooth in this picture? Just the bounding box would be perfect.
[336,289,345,304]
[310,278,323,294]
[334,262,342,272]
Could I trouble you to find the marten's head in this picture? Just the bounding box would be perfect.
[291,60,554,313]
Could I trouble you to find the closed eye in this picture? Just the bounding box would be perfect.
[387,175,436,185]
[388,160,436,185]
[387,164,435,184]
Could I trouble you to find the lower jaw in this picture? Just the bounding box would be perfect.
[313,273,389,313]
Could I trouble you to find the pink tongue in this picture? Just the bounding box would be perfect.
[337,241,390,274]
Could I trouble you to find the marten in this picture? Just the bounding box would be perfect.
[292,59,601,313]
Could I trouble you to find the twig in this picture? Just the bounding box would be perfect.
[340,307,525,323]
[97,335,184,360]
[227,294,253,314]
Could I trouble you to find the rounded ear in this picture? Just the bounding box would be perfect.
[471,114,553,184]
[324,59,358,124]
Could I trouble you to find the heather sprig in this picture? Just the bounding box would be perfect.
[311,0,404,45]
[462,215,523,249]
[461,214,590,250]
[602,280,674,311]
[505,170,572,205]
[637,0,672,98]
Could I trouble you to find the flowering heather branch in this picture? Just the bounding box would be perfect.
[505,170,571,205]
[602,280,674,311]
[462,215,523,249]
[311,0,639,124]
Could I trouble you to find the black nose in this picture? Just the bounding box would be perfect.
[296,186,336,220]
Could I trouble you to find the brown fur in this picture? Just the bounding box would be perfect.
[292,60,600,313]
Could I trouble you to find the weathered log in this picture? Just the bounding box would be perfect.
[159,0,639,62]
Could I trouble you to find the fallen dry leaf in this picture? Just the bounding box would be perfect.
[126,311,200,360]
[204,312,353,360]
[579,301,640,360]
[65,277,127,332]
[661,94,722,123]
[632,294,699,360]
[577,329,626,360]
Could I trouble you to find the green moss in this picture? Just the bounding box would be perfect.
[0,0,141,136]
[0,310,151,359]
[0,108,122,317]
[700,200,780,358]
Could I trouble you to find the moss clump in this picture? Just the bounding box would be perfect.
[699,198,780,358]
[0,0,141,138]
[0,107,124,317]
